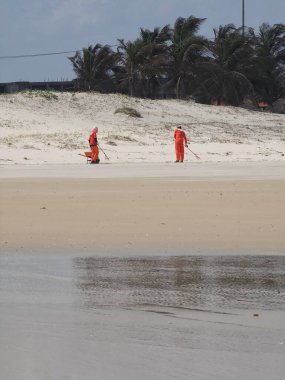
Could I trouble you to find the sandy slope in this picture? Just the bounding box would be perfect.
[0,91,284,164]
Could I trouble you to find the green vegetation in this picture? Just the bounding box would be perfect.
[68,16,285,107]
[24,90,59,101]
[114,107,142,118]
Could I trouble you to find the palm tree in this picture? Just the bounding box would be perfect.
[191,24,254,105]
[137,25,171,98]
[247,23,285,103]
[167,16,207,99]
[69,44,120,91]
[117,38,145,96]
[117,25,171,97]
[140,25,172,45]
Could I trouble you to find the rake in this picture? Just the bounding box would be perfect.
[186,146,200,160]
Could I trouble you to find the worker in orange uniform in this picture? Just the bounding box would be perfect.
[89,127,100,164]
[174,126,188,162]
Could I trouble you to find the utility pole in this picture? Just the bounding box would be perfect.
[242,0,245,37]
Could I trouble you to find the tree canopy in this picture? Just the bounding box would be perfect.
[69,16,285,107]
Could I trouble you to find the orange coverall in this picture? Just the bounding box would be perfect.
[89,129,99,162]
[174,128,188,161]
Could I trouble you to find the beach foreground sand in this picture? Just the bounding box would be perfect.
[1,163,284,254]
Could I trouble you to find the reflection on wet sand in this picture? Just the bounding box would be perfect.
[74,255,285,311]
[1,254,285,380]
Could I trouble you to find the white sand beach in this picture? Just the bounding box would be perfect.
[0,91,284,165]
[0,92,285,254]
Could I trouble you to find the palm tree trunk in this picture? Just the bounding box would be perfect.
[176,76,181,99]
[129,63,134,97]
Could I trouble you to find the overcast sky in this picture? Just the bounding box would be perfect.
[0,0,284,82]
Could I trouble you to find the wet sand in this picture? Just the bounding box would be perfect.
[1,162,285,379]
[0,254,284,380]
[1,165,285,253]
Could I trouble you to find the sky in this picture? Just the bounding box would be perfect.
[0,0,284,82]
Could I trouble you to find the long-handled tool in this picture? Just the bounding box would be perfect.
[98,144,110,160]
[186,146,200,160]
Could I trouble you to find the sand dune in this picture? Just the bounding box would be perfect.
[0,91,284,164]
